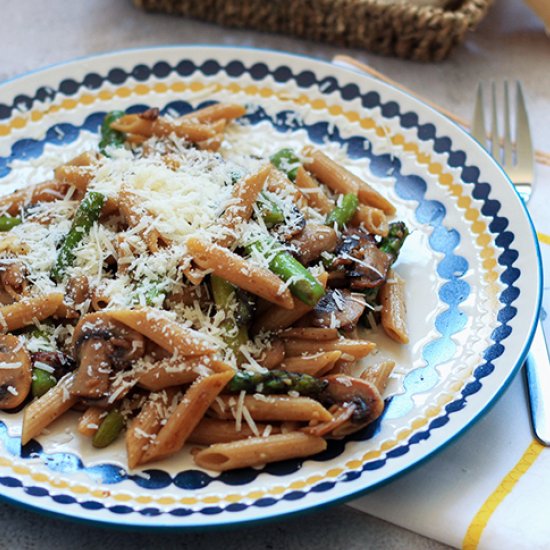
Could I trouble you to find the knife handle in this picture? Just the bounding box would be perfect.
[525,320,550,445]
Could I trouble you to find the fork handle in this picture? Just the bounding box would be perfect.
[525,320,550,445]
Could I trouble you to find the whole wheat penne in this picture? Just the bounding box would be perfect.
[54,165,94,193]
[361,360,396,393]
[108,308,217,356]
[137,356,221,391]
[21,374,77,445]
[77,407,105,437]
[197,120,227,152]
[283,338,376,360]
[0,293,64,333]
[379,270,409,344]
[183,103,246,123]
[126,388,178,469]
[281,327,339,341]
[266,166,307,208]
[186,237,294,309]
[216,164,271,247]
[112,114,217,142]
[0,181,70,216]
[194,432,327,471]
[140,368,235,464]
[294,166,335,214]
[351,204,389,236]
[257,338,286,369]
[252,271,328,333]
[303,147,396,215]
[118,188,168,253]
[188,418,277,445]
[281,351,342,376]
[210,395,333,423]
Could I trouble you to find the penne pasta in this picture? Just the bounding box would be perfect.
[302,146,396,214]
[194,432,327,471]
[182,103,246,124]
[108,308,217,357]
[216,165,271,247]
[283,338,376,360]
[0,293,64,332]
[361,360,396,393]
[281,351,342,376]
[257,338,286,369]
[111,114,217,142]
[140,368,235,464]
[379,270,409,344]
[118,188,168,253]
[136,356,228,391]
[281,327,339,341]
[77,407,104,437]
[126,388,178,469]
[0,180,70,216]
[294,166,335,214]
[209,395,333,423]
[351,204,389,237]
[21,374,78,445]
[186,237,294,309]
[188,418,277,445]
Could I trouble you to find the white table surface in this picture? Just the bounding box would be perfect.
[0,0,547,548]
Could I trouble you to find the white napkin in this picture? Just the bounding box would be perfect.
[351,163,550,549]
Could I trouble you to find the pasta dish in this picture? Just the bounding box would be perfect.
[0,103,409,471]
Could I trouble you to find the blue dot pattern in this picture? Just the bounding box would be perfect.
[0,58,519,520]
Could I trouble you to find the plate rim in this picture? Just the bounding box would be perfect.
[0,44,542,530]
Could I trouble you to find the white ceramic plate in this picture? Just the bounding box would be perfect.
[0,46,541,529]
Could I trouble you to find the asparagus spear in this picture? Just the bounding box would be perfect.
[325,193,359,229]
[379,221,409,263]
[51,191,106,282]
[99,110,126,156]
[92,409,125,448]
[226,369,328,397]
[258,192,285,227]
[31,368,57,398]
[211,275,250,362]
[0,215,22,231]
[270,148,301,182]
[247,237,325,306]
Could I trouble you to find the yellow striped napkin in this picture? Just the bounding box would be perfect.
[335,56,550,549]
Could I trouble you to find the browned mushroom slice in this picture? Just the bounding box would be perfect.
[308,289,366,330]
[0,334,32,409]
[332,228,391,290]
[290,224,338,265]
[70,312,146,399]
[318,374,385,438]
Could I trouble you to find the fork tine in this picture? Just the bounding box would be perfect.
[515,81,534,176]
[503,81,513,167]
[490,82,500,161]
[471,83,487,147]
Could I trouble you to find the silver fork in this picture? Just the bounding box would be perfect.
[472,82,550,445]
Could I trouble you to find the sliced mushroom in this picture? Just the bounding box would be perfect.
[0,334,32,409]
[317,374,385,438]
[308,289,366,330]
[290,224,338,265]
[70,312,146,400]
[332,228,391,290]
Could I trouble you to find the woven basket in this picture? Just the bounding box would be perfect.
[133,0,492,62]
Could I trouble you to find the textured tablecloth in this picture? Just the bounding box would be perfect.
[0,0,548,548]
